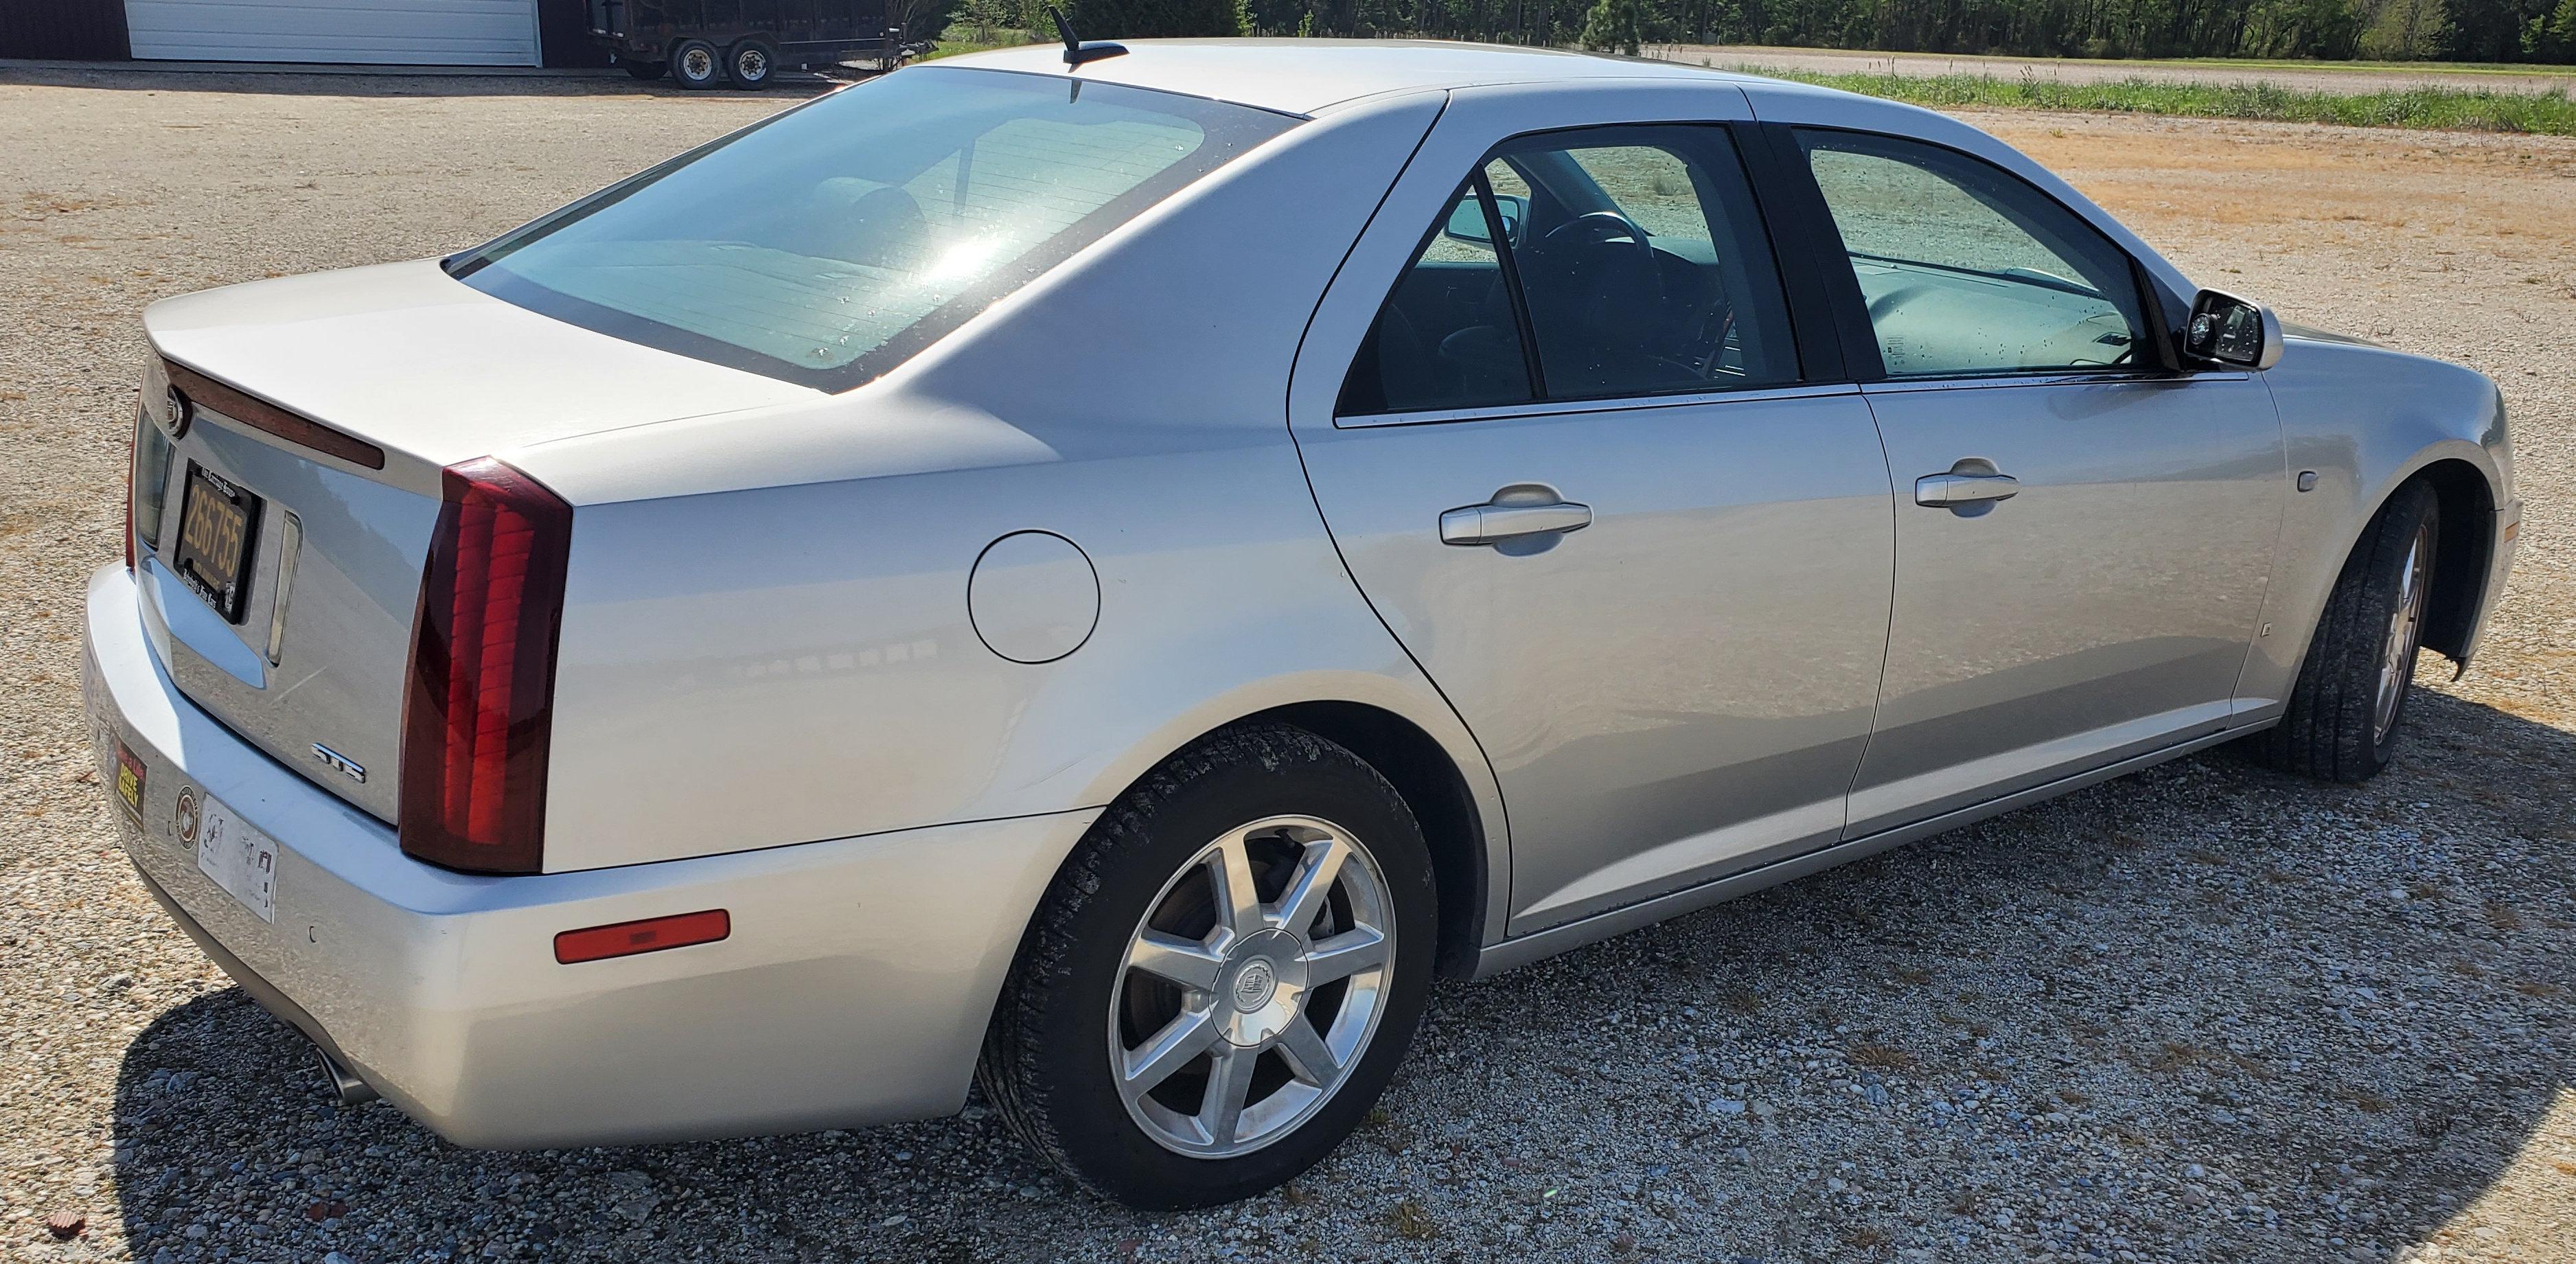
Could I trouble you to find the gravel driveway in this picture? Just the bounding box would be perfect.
[2,69,2571,1264]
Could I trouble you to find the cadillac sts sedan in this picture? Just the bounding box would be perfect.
[87,41,2518,1208]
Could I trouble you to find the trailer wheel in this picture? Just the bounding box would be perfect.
[620,58,666,80]
[726,39,777,89]
[671,38,723,90]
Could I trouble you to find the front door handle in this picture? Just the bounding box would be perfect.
[1913,472,2021,508]
[1440,499,1593,546]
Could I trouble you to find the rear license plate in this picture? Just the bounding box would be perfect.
[174,463,262,623]
[114,741,146,821]
[194,793,278,923]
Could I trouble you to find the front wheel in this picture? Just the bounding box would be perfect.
[979,725,1436,1208]
[2247,479,2439,782]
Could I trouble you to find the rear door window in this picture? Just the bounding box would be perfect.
[1335,181,1537,417]
[450,68,1294,391]
[1339,125,1797,416]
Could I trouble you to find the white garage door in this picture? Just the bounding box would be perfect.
[125,0,541,66]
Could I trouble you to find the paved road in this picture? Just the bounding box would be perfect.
[1651,45,2576,97]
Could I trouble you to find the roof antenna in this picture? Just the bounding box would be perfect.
[1049,6,1128,66]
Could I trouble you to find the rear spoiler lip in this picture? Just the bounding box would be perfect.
[164,358,388,472]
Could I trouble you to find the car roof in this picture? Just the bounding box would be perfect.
[936,38,1760,116]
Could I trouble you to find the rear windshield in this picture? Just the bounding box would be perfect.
[448,67,1296,391]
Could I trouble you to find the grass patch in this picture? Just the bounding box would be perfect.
[1387,1199,1440,1240]
[1733,67,2576,136]
[1848,1042,1918,1070]
[916,31,1040,62]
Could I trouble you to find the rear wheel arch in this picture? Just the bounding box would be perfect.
[1236,701,1491,980]
[1031,700,1495,986]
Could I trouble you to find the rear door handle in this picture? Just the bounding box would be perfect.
[1913,472,2020,507]
[1440,500,1593,546]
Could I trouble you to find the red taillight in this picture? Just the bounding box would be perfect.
[399,457,573,875]
[554,909,731,964]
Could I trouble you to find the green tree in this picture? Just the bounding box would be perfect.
[2244,0,2364,56]
[1578,0,1648,51]
[1072,0,1247,37]
[2525,0,2576,56]
[2360,0,2450,55]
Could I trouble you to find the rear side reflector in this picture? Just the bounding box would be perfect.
[400,457,573,875]
[555,910,731,964]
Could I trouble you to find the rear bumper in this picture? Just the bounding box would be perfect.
[82,562,1095,1148]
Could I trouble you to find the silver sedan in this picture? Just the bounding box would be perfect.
[86,39,2518,1208]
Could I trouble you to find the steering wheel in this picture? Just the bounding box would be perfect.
[1533,207,1666,319]
[1541,209,1653,255]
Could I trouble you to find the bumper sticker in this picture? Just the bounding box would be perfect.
[114,742,146,821]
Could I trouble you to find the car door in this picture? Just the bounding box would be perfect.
[1289,85,1896,936]
[1776,126,2287,837]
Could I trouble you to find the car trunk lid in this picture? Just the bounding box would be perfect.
[137,259,818,823]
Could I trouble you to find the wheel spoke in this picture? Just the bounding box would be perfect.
[1302,926,1388,985]
[2375,527,2433,740]
[1197,1045,1259,1147]
[1210,834,1265,940]
[1275,1015,1340,1085]
[1111,814,1400,1158]
[1119,1006,1219,1103]
[1128,930,1226,992]
[1272,834,1350,936]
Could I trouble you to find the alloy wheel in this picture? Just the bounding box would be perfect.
[1109,815,1394,1158]
[2372,522,2433,744]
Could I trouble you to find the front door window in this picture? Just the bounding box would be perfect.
[1797,130,2148,378]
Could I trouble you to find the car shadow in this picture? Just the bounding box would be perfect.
[107,687,2574,1260]
[0,65,852,99]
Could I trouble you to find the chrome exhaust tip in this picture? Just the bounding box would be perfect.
[315,1046,378,1105]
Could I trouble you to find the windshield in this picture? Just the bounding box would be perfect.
[448,68,1296,391]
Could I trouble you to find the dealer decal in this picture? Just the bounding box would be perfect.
[114,742,146,821]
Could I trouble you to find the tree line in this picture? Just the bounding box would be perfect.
[957,0,2576,62]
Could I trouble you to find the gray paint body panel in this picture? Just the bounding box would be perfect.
[1285,79,1904,936]
[1847,372,2285,834]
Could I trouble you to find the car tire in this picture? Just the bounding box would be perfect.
[619,58,666,80]
[979,724,1437,1209]
[725,39,776,89]
[669,39,723,90]
[2246,479,2439,783]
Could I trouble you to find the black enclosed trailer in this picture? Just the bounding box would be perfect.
[589,0,917,89]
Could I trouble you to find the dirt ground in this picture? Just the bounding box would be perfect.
[1653,45,2576,97]
[1,71,2572,1263]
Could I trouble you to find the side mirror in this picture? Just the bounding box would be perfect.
[2183,289,2283,371]
[1443,194,1527,248]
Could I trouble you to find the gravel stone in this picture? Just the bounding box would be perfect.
[2,69,2573,1263]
